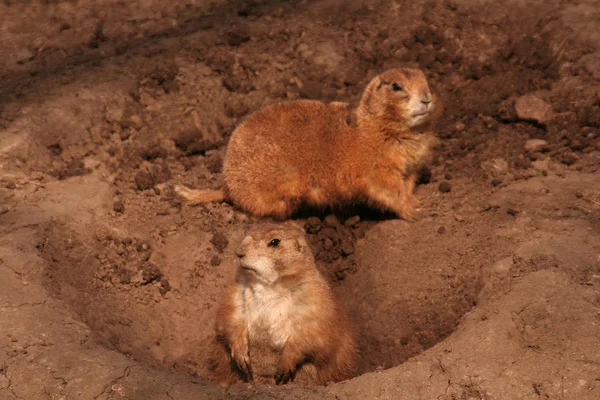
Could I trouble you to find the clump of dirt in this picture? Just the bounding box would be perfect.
[304,214,379,281]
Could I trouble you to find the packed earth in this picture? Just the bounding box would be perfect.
[1,0,599,399]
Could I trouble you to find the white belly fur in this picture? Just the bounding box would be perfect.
[243,282,295,349]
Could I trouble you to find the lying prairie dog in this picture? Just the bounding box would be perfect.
[177,68,437,220]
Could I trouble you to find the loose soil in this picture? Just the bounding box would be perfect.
[1,0,599,399]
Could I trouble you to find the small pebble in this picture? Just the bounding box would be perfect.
[159,279,171,296]
[210,255,222,266]
[438,181,452,193]
[507,208,519,216]
[304,217,322,233]
[344,216,361,227]
[210,232,229,252]
[438,226,446,234]
[559,153,577,166]
[323,215,341,227]
[491,178,502,187]
[454,121,465,132]
[136,240,151,252]
[524,139,549,152]
[113,199,125,213]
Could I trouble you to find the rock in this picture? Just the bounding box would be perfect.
[134,170,154,191]
[210,232,229,252]
[344,216,361,227]
[159,279,171,296]
[134,162,172,191]
[174,127,223,156]
[514,94,553,125]
[210,255,222,266]
[305,217,322,233]
[340,235,355,256]
[320,227,337,240]
[323,215,341,228]
[296,43,314,59]
[140,262,162,284]
[524,139,549,152]
[439,181,452,193]
[481,158,509,176]
[559,153,577,166]
[296,43,309,54]
[491,178,502,187]
[113,199,125,213]
[136,240,151,252]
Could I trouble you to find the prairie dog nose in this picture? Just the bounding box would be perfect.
[235,237,252,258]
[235,247,245,258]
[421,95,433,105]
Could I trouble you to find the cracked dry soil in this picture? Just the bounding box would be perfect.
[1,0,599,399]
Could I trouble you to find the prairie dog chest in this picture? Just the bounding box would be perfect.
[242,283,296,349]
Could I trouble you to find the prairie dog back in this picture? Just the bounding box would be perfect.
[177,68,437,220]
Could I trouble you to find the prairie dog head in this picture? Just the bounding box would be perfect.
[359,68,434,129]
[235,222,314,285]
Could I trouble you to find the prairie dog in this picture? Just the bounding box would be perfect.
[211,223,357,386]
[177,68,437,220]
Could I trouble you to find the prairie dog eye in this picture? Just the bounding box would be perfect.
[268,238,280,247]
[391,83,403,92]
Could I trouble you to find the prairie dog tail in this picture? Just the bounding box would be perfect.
[174,185,225,205]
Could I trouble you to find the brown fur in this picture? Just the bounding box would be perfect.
[211,223,357,386]
[176,68,438,219]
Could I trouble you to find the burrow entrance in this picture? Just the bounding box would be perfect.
[40,204,485,381]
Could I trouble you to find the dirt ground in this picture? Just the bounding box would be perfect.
[1,0,599,399]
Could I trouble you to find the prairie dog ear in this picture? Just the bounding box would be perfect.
[294,236,309,253]
[283,220,305,233]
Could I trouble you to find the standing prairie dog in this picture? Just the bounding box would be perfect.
[176,68,437,220]
[211,223,357,386]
